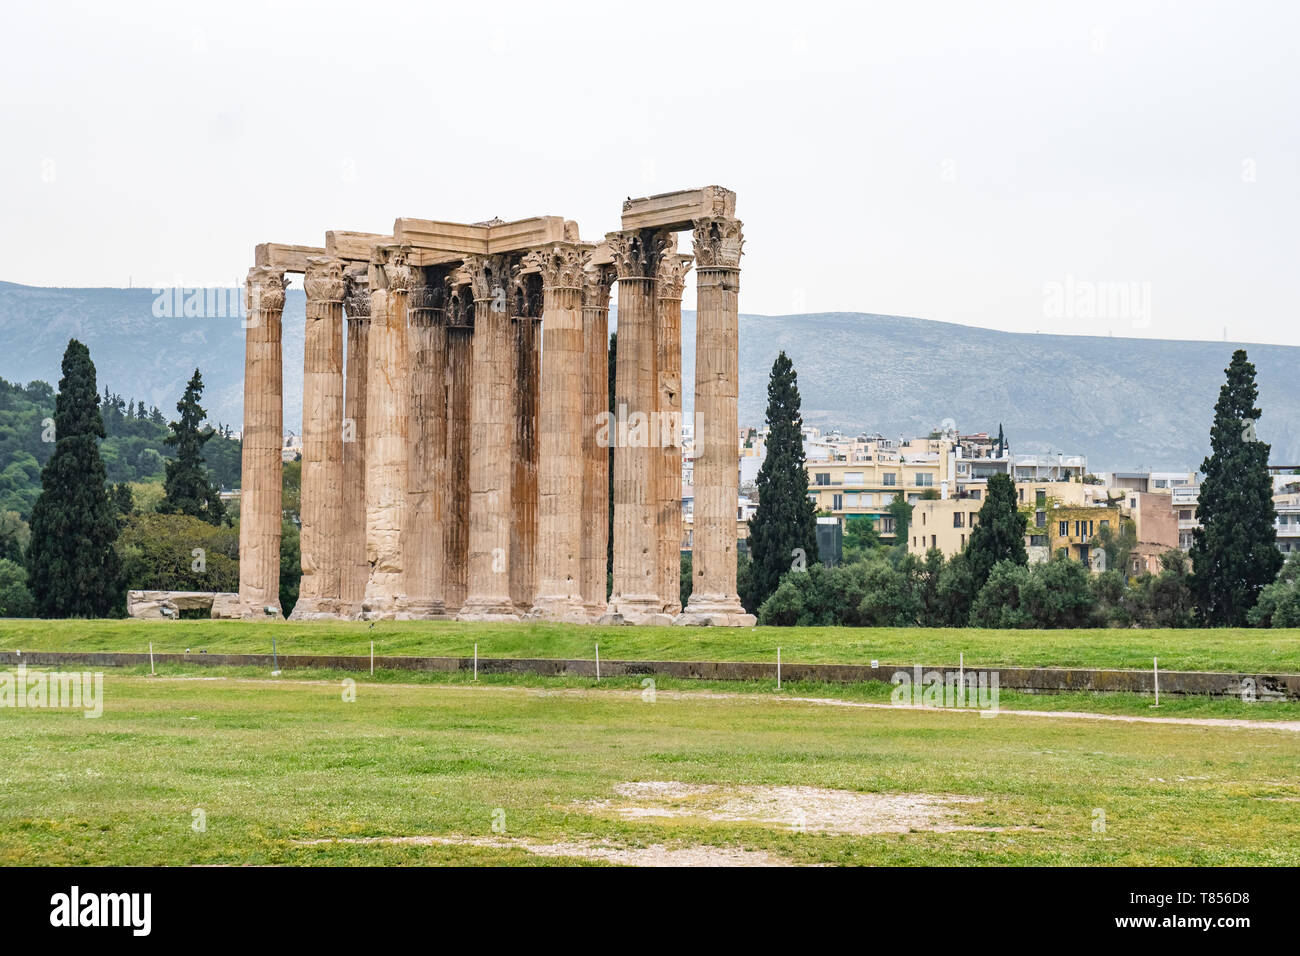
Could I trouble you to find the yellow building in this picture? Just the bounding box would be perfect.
[805,437,958,539]
[906,498,983,556]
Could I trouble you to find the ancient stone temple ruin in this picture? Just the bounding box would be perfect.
[237,186,753,626]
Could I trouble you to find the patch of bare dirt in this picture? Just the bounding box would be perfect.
[294,833,793,866]
[575,781,991,835]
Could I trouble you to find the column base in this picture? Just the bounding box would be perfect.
[237,596,283,620]
[675,594,756,627]
[395,598,451,621]
[287,597,352,621]
[359,595,408,621]
[456,596,521,623]
[525,596,591,624]
[601,595,675,626]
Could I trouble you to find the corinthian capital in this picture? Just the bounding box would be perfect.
[522,242,591,291]
[607,228,675,280]
[245,265,286,313]
[303,257,345,303]
[656,254,693,300]
[369,245,413,293]
[583,263,616,308]
[692,217,744,269]
[464,254,512,303]
[343,273,371,318]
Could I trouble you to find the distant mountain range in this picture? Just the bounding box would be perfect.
[2,280,1296,473]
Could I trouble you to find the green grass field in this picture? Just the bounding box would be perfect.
[3,619,1300,673]
[1,665,1298,866]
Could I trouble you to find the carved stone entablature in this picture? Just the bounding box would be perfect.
[343,273,371,318]
[691,217,744,270]
[464,254,512,303]
[303,257,345,304]
[656,253,693,300]
[245,265,286,313]
[582,263,616,309]
[607,228,675,281]
[369,244,413,292]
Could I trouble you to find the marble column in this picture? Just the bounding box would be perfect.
[442,280,473,615]
[237,265,285,617]
[457,254,519,621]
[340,273,370,615]
[679,218,754,625]
[527,243,591,621]
[291,257,346,619]
[580,264,614,618]
[403,271,448,618]
[656,253,691,615]
[604,229,674,624]
[360,245,412,619]
[509,270,541,614]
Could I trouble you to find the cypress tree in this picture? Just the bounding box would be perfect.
[965,472,1028,588]
[26,339,123,617]
[746,352,818,609]
[1190,349,1282,625]
[160,368,226,525]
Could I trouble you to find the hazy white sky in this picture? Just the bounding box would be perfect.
[2,0,1297,344]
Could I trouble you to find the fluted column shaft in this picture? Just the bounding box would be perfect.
[238,266,285,616]
[340,275,370,613]
[606,229,673,623]
[458,255,519,620]
[361,246,411,619]
[528,243,590,621]
[404,279,448,617]
[443,286,473,614]
[681,217,754,625]
[656,255,690,615]
[292,258,346,619]
[580,266,614,616]
[510,306,540,612]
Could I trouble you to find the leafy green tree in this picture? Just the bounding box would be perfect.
[280,518,301,616]
[888,496,913,550]
[159,369,226,525]
[934,551,979,626]
[1248,552,1300,627]
[842,517,882,564]
[965,473,1028,589]
[0,511,31,563]
[116,512,239,592]
[1093,517,1137,577]
[746,352,818,609]
[26,340,123,617]
[0,558,35,617]
[1190,350,1283,625]
[1128,550,1195,628]
[970,560,1034,628]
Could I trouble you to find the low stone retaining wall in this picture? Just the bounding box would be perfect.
[1,650,1297,700]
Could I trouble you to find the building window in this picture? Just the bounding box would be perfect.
[844,472,863,485]
[954,512,964,528]
[1035,510,1046,528]
[832,494,843,510]
[1030,535,1047,547]
[844,493,859,507]
[1059,521,1068,537]
[915,473,934,486]
[883,474,897,486]
[1036,489,1046,506]
[1100,519,1109,531]
[815,473,830,486]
